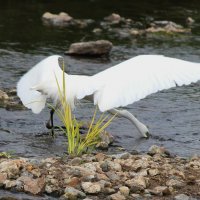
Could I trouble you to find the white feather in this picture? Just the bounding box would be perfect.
[91,55,200,111]
[17,55,200,114]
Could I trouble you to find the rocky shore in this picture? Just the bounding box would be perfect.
[0,145,199,200]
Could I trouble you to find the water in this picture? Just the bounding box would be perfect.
[1,0,200,158]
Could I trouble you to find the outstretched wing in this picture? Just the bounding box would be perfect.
[17,55,63,114]
[92,55,200,112]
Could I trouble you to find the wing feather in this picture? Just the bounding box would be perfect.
[17,55,63,113]
[92,55,200,112]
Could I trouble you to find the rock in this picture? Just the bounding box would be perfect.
[63,186,86,199]
[186,17,195,25]
[4,180,17,189]
[149,186,170,196]
[93,28,103,34]
[0,90,9,101]
[18,176,45,195]
[70,157,82,166]
[81,182,101,194]
[104,13,122,24]
[174,194,190,200]
[42,12,73,27]
[106,160,122,171]
[109,192,126,200]
[0,172,7,186]
[64,177,80,188]
[0,160,24,179]
[148,168,159,176]
[166,179,186,189]
[95,153,106,162]
[65,40,113,56]
[131,193,142,199]
[148,145,170,156]
[146,21,191,34]
[119,186,130,196]
[125,176,148,192]
[106,171,120,182]
[111,152,130,160]
[100,161,111,172]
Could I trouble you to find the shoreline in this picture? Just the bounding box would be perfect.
[0,145,199,200]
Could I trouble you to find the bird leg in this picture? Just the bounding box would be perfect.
[46,108,55,136]
[109,108,149,138]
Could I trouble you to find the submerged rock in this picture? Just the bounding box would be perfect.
[65,40,113,56]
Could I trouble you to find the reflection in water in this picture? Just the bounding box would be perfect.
[0,0,200,157]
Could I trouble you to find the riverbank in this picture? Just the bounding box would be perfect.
[0,145,199,200]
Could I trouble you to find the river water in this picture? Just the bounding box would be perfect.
[1,0,200,158]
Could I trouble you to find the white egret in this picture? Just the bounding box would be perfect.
[17,55,200,137]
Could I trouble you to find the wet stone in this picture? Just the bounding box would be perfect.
[42,12,73,27]
[65,40,113,56]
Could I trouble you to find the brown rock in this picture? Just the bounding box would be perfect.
[95,153,106,162]
[64,177,80,188]
[18,176,45,195]
[65,40,113,56]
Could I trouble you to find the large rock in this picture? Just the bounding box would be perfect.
[0,160,24,179]
[65,40,113,56]
[18,176,45,195]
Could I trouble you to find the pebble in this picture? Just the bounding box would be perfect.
[109,192,126,200]
[119,186,130,196]
[81,182,101,194]
[63,186,86,199]
[0,90,9,101]
[166,179,186,189]
[174,194,190,200]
